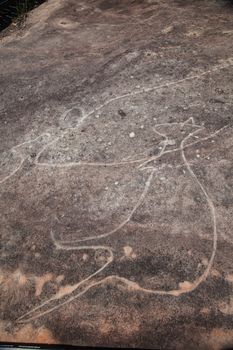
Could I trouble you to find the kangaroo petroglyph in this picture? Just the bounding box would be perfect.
[15,117,226,323]
[0,59,232,324]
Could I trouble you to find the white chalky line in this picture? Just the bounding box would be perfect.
[1,57,232,179]
[16,121,227,323]
[56,169,155,244]
[0,59,231,322]
[0,133,51,185]
[35,125,227,169]
[34,59,232,166]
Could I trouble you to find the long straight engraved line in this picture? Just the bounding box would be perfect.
[13,59,233,322]
[35,126,227,169]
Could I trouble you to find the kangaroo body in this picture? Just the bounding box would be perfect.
[0,113,218,323]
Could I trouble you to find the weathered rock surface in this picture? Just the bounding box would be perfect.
[0,1,233,349]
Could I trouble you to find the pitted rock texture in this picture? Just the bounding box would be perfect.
[0,1,233,349]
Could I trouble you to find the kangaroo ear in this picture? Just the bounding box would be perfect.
[183,117,195,126]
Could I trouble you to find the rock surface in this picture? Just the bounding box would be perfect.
[0,0,233,349]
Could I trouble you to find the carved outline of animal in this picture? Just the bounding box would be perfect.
[16,117,225,323]
[0,58,231,322]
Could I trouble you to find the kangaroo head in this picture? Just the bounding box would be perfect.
[154,117,203,148]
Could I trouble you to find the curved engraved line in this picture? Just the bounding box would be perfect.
[55,128,218,298]
[179,130,217,291]
[0,154,24,185]
[16,124,225,323]
[56,168,155,244]
[16,244,114,323]
[13,58,233,322]
[16,169,155,323]
[34,126,227,169]
[2,58,232,173]
[29,126,225,247]
[34,59,233,166]
[0,133,51,185]
[40,122,223,247]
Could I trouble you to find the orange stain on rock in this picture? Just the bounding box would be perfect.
[12,269,28,286]
[99,320,112,335]
[35,273,53,297]
[225,274,233,283]
[178,281,194,291]
[206,328,233,350]
[0,323,58,344]
[55,284,76,299]
[123,246,137,259]
[124,246,133,257]
[56,275,65,283]
[1,269,28,288]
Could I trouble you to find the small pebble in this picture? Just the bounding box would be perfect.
[196,154,200,158]
[140,125,144,129]
[129,132,135,138]
[82,254,88,261]
[115,181,119,185]
[96,114,100,118]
